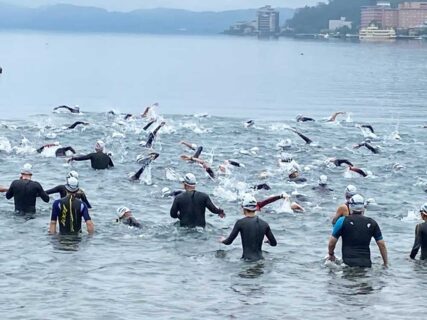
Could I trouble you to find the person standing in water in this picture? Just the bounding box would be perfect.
[410,203,427,261]
[220,194,277,261]
[68,140,114,170]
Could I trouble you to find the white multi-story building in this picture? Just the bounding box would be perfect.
[257,5,280,37]
[329,17,353,31]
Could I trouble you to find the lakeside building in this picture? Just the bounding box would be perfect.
[329,17,353,31]
[257,5,280,37]
[361,2,427,29]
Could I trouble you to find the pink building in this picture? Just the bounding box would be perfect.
[398,2,427,28]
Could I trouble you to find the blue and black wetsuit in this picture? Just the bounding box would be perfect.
[222,216,277,261]
[51,195,91,235]
[332,214,383,267]
[410,222,427,260]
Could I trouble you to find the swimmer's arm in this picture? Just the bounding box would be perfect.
[5,183,14,199]
[38,184,50,203]
[328,111,345,122]
[257,195,282,210]
[377,240,388,267]
[45,185,61,195]
[265,226,277,246]
[349,167,367,177]
[222,221,240,245]
[0,186,8,193]
[192,146,203,159]
[108,157,114,168]
[70,154,92,162]
[291,202,305,212]
[48,221,57,234]
[410,224,421,259]
[170,198,180,219]
[180,141,196,150]
[82,204,94,234]
[48,201,60,234]
[331,205,347,225]
[86,220,94,234]
[327,236,338,261]
[206,196,224,217]
[81,193,92,209]
[141,106,151,117]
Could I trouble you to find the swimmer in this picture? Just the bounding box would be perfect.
[296,115,315,122]
[278,153,301,172]
[289,128,312,144]
[410,203,427,260]
[331,184,357,225]
[144,121,165,148]
[170,173,225,228]
[46,171,92,208]
[53,105,80,113]
[67,121,89,130]
[141,103,159,118]
[116,207,142,228]
[288,166,307,184]
[0,185,8,192]
[312,175,333,192]
[360,124,375,134]
[143,119,156,131]
[124,114,133,120]
[327,111,346,122]
[68,140,114,170]
[353,141,380,154]
[277,138,292,150]
[49,177,94,235]
[252,183,271,191]
[220,194,277,262]
[348,166,368,177]
[259,193,304,212]
[244,120,255,128]
[37,143,76,157]
[129,152,160,181]
[180,153,215,179]
[327,158,354,167]
[161,187,184,198]
[180,141,203,159]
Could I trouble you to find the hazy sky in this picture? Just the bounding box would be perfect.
[3,0,320,11]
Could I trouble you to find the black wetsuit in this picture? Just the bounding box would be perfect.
[55,147,76,157]
[164,190,185,197]
[332,214,383,267]
[170,190,224,228]
[46,185,92,208]
[67,121,87,130]
[289,176,307,184]
[193,146,203,159]
[312,185,334,192]
[253,183,271,191]
[131,157,155,181]
[72,152,114,170]
[5,179,50,214]
[333,159,353,167]
[143,120,156,131]
[54,105,79,113]
[410,222,427,260]
[120,216,142,228]
[297,116,315,122]
[145,124,163,148]
[222,216,277,261]
[291,129,312,144]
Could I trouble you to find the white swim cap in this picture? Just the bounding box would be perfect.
[95,140,105,151]
[241,194,257,211]
[288,165,299,175]
[117,206,130,218]
[67,170,79,179]
[182,173,196,186]
[420,203,427,215]
[21,163,33,175]
[65,177,79,193]
[319,175,328,185]
[345,185,357,198]
[161,187,171,196]
[349,194,365,212]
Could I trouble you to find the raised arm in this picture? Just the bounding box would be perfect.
[257,195,282,210]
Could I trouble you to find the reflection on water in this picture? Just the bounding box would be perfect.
[51,234,82,252]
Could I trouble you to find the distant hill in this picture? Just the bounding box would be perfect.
[0,3,294,34]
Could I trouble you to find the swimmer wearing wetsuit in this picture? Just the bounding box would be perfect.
[331,185,357,225]
[49,177,94,235]
[46,172,92,208]
[130,152,159,181]
[116,207,142,228]
[5,164,50,214]
[360,124,375,134]
[143,119,156,131]
[220,194,277,261]
[348,166,368,177]
[410,204,427,260]
[68,140,114,170]
[54,105,80,113]
[296,115,315,122]
[288,167,307,184]
[144,121,165,148]
[170,173,225,228]
[328,194,388,267]
[37,144,76,157]
[290,128,312,144]
[329,158,353,167]
[353,141,379,154]
[67,121,89,130]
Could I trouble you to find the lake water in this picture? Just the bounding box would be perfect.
[1,32,427,320]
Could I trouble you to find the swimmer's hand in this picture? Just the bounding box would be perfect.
[327,253,336,262]
[218,210,225,218]
[67,157,74,163]
[219,236,226,243]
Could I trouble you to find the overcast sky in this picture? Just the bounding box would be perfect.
[3,0,320,11]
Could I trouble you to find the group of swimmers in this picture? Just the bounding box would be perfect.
[1,105,426,266]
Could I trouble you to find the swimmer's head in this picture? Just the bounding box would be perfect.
[95,140,105,152]
[20,163,33,176]
[280,153,293,163]
[345,185,357,199]
[318,175,328,186]
[296,114,303,121]
[182,173,196,188]
[241,194,257,212]
[348,194,365,214]
[161,187,171,197]
[65,177,79,193]
[288,166,299,178]
[117,206,131,219]
[67,170,79,179]
[420,203,427,218]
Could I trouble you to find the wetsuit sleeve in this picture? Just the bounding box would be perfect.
[108,156,114,168]
[192,146,203,158]
[37,183,50,203]
[265,226,277,246]
[81,203,91,221]
[50,200,61,221]
[372,221,383,241]
[80,193,92,209]
[332,217,345,239]
[222,221,241,245]
[257,195,282,210]
[45,185,61,195]
[5,182,14,199]
[206,167,215,179]
[205,195,223,215]
[72,154,92,161]
[170,197,180,218]
[410,224,421,259]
